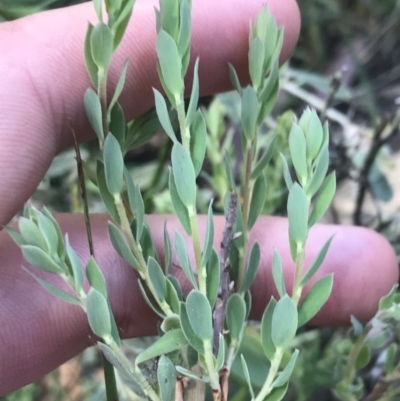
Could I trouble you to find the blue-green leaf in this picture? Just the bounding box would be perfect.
[153,88,177,142]
[186,58,199,127]
[272,349,299,388]
[157,29,183,100]
[158,355,176,401]
[171,142,196,207]
[84,88,104,143]
[261,297,277,360]
[201,200,214,267]
[65,234,83,293]
[109,58,129,113]
[271,295,298,348]
[22,245,64,274]
[180,302,204,354]
[84,23,98,87]
[86,257,107,298]
[241,242,261,293]
[174,231,197,288]
[289,124,307,185]
[87,287,112,339]
[241,86,260,142]
[136,329,188,365]
[248,172,267,230]
[186,290,213,341]
[103,133,124,195]
[287,183,309,246]
[298,274,333,327]
[90,22,114,71]
[226,293,246,342]
[148,257,166,303]
[169,170,191,234]
[272,250,286,297]
[190,111,207,177]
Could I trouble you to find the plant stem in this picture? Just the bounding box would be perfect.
[292,244,305,305]
[177,99,190,151]
[203,340,221,392]
[103,353,119,401]
[114,194,173,316]
[254,348,284,401]
[98,70,109,147]
[237,146,253,291]
[189,207,206,294]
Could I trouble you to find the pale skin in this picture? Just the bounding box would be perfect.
[0,0,398,396]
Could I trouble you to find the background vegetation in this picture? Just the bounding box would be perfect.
[2,0,400,400]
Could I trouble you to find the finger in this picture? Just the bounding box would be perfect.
[0,214,397,394]
[0,0,300,226]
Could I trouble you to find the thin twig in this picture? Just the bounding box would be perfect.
[213,191,238,356]
[70,119,95,257]
[320,69,343,124]
[353,110,400,225]
[364,374,400,401]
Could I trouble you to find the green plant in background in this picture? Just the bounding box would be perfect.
[6,0,344,400]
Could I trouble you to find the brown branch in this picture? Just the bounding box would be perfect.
[353,110,400,226]
[213,191,238,357]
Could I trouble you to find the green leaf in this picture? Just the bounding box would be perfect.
[103,133,124,195]
[271,295,298,348]
[289,124,307,185]
[168,275,183,301]
[107,102,126,149]
[169,171,191,234]
[228,63,242,95]
[251,136,276,180]
[86,257,107,298]
[298,274,333,327]
[177,0,191,61]
[84,23,98,87]
[300,236,334,286]
[355,345,370,370]
[261,297,277,360]
[138,280,165,318]
[265,383,289,401]
[165,280,180,314]
[186,290,213,341]
[159,0,179,40]
[161,314,181,332]
[180,302,204,354]
[18,217,47,250]
[158,355,176,401]
[280,153,293,190]
[65,234,83,293]
[308,172,336,227]
[96,161,120,222]
[248,172,267,230]
[240,355,255,399]
[379,284,399,311]
[124,169,144,240]
[148,257,166,302]
[190,111,207,177]
[305,110,323,161]
[87,287,112,339]
[105,0,122,15]
[385,343,397,373]
[135,329,188,365]
[91,22,114,71]
[223,153,236,191]
[98,343,142,392]
[171,142,196,207]
[272,250,286,297]
[241,86,260,142]
[306,143,329,197]
[205,249,220,308]
[84,89,104,143]
[157,29,183,100]
[109,58,129,114]
[287,183,309,246]
[226,293,246,342]
[113,0,136,50]
[174,230,197,288]
[164,223,172,276]
[22,245,64,274]
[201,200,214,267]
[249,36,265,90]
[257,62,279,124]
[41,208,65,257]
[108,221,140,271]
[24,268,80,305]
[153,88,177,142]
[5,226,27,247]
[272,349,299,388]
[215,334,226,371]
[186,58,199,127]
[93,0,102,20]
[241,242,261,293]
[138,224,156,261]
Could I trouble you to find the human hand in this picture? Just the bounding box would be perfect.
[0,0,397,395]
